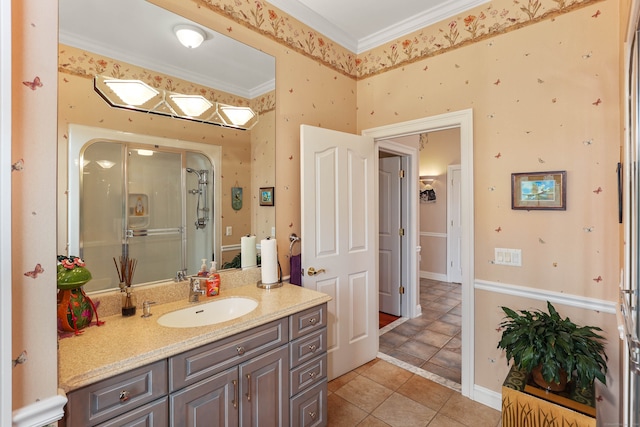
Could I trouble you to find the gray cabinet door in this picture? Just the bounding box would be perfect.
[170,367,238,427]
[239,346,289,427]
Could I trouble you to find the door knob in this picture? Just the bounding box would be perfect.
[306,267,326,276]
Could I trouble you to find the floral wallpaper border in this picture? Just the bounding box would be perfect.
[58,45,276,115]
[199,0,604,80]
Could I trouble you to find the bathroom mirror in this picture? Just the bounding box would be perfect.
[58,0,276,292]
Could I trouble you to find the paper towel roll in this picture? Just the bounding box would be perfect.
[241,235,257,268]
[261,238,278,284]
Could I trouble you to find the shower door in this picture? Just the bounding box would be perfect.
[80,142,214,292]
[126,148,184,284]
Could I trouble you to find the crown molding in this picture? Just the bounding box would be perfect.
[59,31,271,99]
[268,0,489,54]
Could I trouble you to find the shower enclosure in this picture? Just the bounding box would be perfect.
[67,125,221,293]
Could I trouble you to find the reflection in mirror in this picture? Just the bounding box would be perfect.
[58,0,275,293]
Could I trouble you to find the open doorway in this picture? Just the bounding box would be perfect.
[376,129,463,386]
[363,109,475,399]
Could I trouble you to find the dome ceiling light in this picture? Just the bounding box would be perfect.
[174,24,206,49]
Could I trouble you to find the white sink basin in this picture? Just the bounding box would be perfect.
[157,297,258,328]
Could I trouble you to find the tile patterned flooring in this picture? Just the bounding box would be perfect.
[326,279,502,426]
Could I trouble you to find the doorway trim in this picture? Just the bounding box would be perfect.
[362,108,475,399]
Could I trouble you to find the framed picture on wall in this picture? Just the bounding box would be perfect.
[259,187,274,206]
[511,171,566,210]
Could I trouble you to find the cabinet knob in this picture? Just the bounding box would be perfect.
[236,346,246,356]
[308,317,317,325]
[309,371,316,379]
[309,411,317,420]
[119,390,130,402]
[308,344,317,352]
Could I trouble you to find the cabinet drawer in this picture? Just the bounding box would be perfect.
[65,360,167,427]
[289,304,327,340]
[290,379,327,427]
[95,397,168,427]
[290,354,326,397]
[170,318,288,391]
[290,328,326,368]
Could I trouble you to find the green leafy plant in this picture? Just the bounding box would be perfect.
[497,301,608,389]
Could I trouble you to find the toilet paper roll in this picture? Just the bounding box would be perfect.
[241,235,257,268]
[261,238,278,284]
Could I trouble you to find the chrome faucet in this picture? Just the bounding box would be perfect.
[175,269,188,282]
[189,277,205,303]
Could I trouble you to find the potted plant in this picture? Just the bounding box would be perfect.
[497,301,608,391]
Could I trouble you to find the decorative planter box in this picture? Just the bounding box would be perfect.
[502,366,596,427]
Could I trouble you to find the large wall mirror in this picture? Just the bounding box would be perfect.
[57,0,276,293]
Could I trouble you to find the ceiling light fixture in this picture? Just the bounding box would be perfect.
[174,24,206,49]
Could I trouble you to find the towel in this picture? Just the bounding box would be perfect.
[289,254,302,286]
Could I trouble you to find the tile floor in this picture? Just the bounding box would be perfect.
[326,279,502,426]
[379,278,463,385]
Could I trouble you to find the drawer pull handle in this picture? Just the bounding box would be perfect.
[309,411,317,420]
[119,390,131,402]
[308,344,317,352]
[232,380,238,409]
[236,346,246,356]
[308,317,317,325]
[309,371,316,379]
[245,373,252,401]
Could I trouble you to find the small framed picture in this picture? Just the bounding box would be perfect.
[259,186,274,206]
[511,171,566,210]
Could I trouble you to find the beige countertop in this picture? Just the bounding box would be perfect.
[58,283,331,393]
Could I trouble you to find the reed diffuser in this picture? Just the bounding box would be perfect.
[114,256,137,316]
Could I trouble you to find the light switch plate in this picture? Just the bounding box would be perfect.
[494,248,521,266]
[226,226,232,236]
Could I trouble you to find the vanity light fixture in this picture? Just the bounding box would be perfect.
[218,104,258,128]
[174,24,206,49]
[94,75,259,130]
[103,79,159,106]
[137,149,154,157]
[168,94,214,118]
[96,160,116,169]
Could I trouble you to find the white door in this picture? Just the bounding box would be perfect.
[447,165,462,283]
[300,125,378,380]
[378,156,402,316]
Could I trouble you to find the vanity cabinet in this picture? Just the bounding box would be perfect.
[169,318,289,427]
[63,303,328,427]
[64,360,168,427]
[288,304,328,427]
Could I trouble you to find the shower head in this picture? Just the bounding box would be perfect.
[186,168,208,185]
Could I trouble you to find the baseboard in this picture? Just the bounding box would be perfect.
[473,383,502,411]
[420,271,448,281]
[12,391,67,427]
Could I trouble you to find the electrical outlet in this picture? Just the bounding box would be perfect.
[494,248,521,266]
[226,226,232,236]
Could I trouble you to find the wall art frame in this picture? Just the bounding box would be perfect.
[259,186,274,206]
[511,171,566,211]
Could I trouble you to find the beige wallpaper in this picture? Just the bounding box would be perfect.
[10,0,626,421]
[358,0,622,418]
[418,129,461,277]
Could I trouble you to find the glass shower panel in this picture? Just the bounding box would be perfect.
[127,149,183,284]
[81,142,125,292]
[185,152,214,274]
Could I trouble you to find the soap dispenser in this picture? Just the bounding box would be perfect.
[198,258,208,277]
[206,261,220,296]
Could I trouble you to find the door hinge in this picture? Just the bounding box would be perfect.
[399,228,405,236]
[399,286,405,295]
[399,169,405,178]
